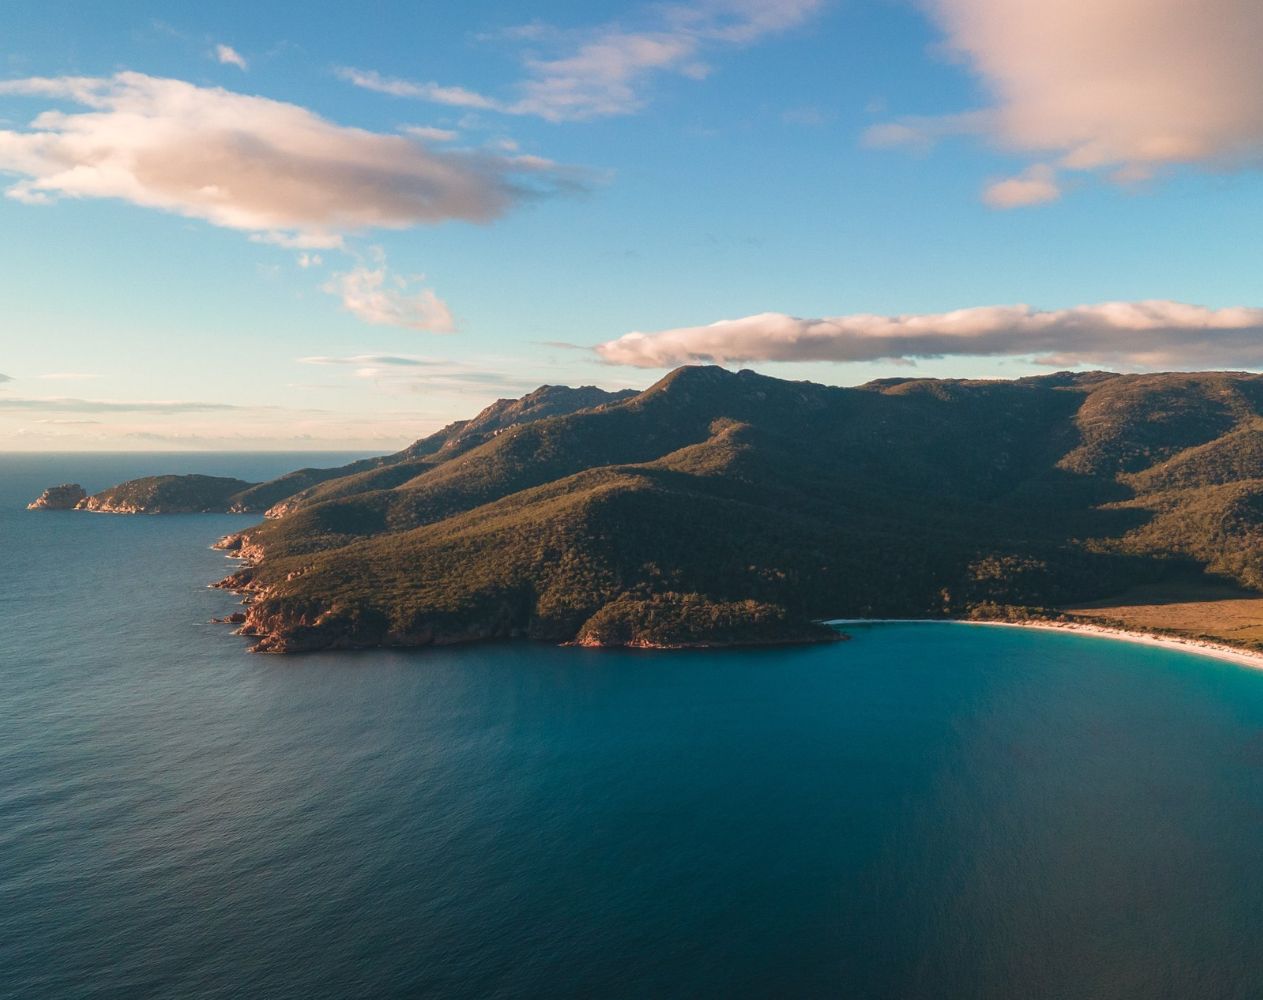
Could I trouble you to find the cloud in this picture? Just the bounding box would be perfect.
[296,252,323,268]
[339,0,822,122]
[298,353,546,394]
[595,301,1263,370]
[323,266,455,332]
[335,69,500,108]
[299,354,438,367]
[400,125,458,142]
[215,44,248,70]
[0,373,11,384]
[0,72,584,246]
[982,165,1061,208]
[0,396,252,413]
[862,110,993,153]
[873,0,1263,204]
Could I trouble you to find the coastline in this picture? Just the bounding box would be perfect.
[823,617,1263,672]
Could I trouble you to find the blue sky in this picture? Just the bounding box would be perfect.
[3,0,1263,449]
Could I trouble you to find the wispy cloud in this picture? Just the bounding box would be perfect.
[339,0,822,122]
[0,373,12,384]
[336,68,500,109]
[400,125,459,142]
[299,354,438,367]
[871,0,1263,206]
[0,72,585,248]
[596,301,1263,369]
[297,353,549,394]
[0,396,254,413]
[323,265,455,332]
[214,44,248,70]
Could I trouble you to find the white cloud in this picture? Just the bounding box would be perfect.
[340,0,822,122]
[982,165,1061,208]
[400,125,459,142]
[215,44,248,70]
[0,72,583,246]
[596,301,1263,369]
[873,0,1263,204]
[335,68,498,108]
[323,266,455,332]
[296,252,323,268]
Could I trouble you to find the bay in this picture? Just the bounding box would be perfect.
[3,454,1262,999]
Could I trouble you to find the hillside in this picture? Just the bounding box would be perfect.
[77,475,258,514]
[200,366,1263,652]
[44,385,633,515]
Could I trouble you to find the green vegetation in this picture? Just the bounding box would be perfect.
[575,593,841,648]
[79,475,258,513]
[208,366,1263,652]
[68,384,634,515]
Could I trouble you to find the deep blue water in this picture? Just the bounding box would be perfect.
[3,454,1263,999]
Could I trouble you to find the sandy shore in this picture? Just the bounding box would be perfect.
[823,617,1263,671]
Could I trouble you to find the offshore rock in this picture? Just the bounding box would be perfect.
[27,484,87,510]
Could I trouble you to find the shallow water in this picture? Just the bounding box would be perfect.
[3,453,1263,999]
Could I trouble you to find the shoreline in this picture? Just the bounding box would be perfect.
[823,617,1263,671]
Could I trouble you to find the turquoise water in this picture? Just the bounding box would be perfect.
[3,454,1263,999]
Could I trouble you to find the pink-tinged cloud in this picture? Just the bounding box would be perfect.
[595,301,1263,369]
[872,0,1263,204]
[0,73,583,247]
[323,266,455,332]
[982,165,1061,208]
[340,0,822,122]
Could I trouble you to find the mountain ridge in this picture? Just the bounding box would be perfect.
[31,365,1263,652]
[211,366,1263,652]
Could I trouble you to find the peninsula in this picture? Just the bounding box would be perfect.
[33,367,1263,653]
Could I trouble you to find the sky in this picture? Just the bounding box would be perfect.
[3,0,1263,450]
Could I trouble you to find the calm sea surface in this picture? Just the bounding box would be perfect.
[3,453,1263,999]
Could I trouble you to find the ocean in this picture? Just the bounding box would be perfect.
[3,453,1263,999]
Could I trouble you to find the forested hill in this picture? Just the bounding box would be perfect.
[47,384,637,514]
[199,365,1263,652]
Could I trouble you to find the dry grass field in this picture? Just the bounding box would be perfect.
[1064,580,1263,651]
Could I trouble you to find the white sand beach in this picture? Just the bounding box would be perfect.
[823,618,1263,671]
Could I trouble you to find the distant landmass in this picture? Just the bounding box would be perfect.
[32,367,1263,652]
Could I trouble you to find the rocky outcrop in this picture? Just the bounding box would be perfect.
[27,484,87,510]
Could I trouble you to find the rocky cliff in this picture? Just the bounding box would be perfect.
[26,483,86,510]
